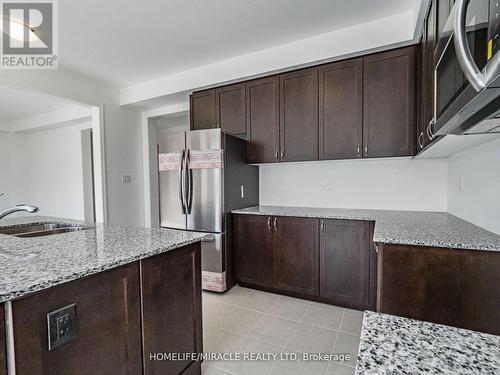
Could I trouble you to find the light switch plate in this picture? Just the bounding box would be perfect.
[47,303,77,350]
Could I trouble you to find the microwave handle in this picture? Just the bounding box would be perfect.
[454,0,500,92]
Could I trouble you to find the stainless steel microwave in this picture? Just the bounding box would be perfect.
[432,0,500,136]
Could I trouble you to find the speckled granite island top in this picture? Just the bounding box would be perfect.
[357,311,500,374]
[0,216,207,303]
[231,206,500,252]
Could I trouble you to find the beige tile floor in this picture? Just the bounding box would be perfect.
[202,285,363,375]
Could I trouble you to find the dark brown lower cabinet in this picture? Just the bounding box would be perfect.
[141,243,202,375]
[275,217,319,295]
[377,244,500,336]
[235,215,275,288]
[320,220,376,310]
[12,263,142,375]
[235,214,374,310]
[0,304,5,375]
[6,243,202,375]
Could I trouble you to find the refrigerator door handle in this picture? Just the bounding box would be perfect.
[178,150,187,214]
[186,149,194,214]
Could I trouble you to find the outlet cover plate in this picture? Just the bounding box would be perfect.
[47,303,77,350]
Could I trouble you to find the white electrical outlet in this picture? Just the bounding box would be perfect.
[122,175,131,184]
[459,176,464,192]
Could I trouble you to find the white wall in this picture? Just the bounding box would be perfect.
[0,132,14,211]
[5,120,92,220]
[260,157,448,212]
[448,138,500,235]
[0,69,145,226]
[121,11,415,106]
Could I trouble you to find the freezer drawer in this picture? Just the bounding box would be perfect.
[201,233,227,292]
[200,233,223,273]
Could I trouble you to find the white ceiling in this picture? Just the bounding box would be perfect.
[59,0,416,87]
[0,85,75,122]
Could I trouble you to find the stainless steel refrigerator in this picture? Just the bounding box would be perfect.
[158,129,259,292]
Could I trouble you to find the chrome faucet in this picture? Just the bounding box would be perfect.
[0,204,39,220]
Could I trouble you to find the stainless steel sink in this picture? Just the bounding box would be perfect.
[0,223,90,238]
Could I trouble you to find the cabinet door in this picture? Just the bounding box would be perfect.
[417,1,437,152]
[320,220,372,309]
[216,83,246,135]
[142,243,202,375]
[190,89,217,130]
[236,215,275,287]
[275,217,319,295]
[12,263,142,375]
[377,244,500,336]
[319,58,363,160]
[363,47,416,158]
[423,0,437,148]
[280,68,319,162]
[246,76,280,163]
[0,304,5,375]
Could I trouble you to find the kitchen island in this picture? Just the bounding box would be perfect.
[0,216,207,375]
[357,311,500,374]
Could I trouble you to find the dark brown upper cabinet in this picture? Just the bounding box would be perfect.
[319,58,363,160]
[275,216,319,295]
[235,214,275,288]
[246,76,280,163]
[417,0,437,152]
[216,83,247,136]
[191,85,247,136]
[363,47,416,158]
[320,219,374,310]
[280,67,319,162]
[191,46,417,163]
[0,304,5,375]
[190,89,217,130]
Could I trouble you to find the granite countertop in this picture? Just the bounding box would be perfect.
[357,311,500,374]
[231,206,500,252]
[0,216,207,303]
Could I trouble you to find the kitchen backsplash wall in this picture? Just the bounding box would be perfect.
[259,157,448,212]
[448,137,500,235]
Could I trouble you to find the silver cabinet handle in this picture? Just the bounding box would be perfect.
[374,243,379,253]
[418,131,424,149]
[275,150,278,160]
[364,142,368,156]
[320,220,324,231]
[427,118,435,140]
[280,150,284,159]
[273,217,277,231]
[357,144,361,157]
[267,217,271,230]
